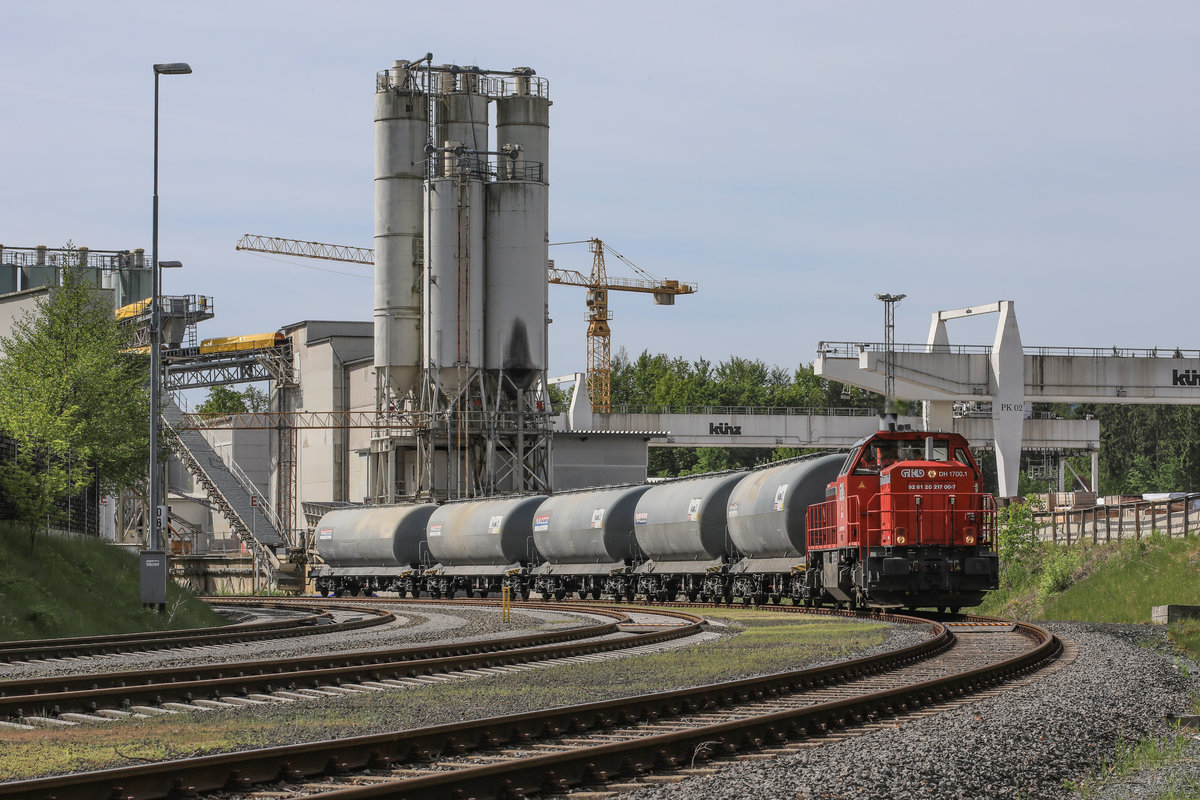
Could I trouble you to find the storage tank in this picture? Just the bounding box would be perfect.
[439,71,489,165]
[726,454,844,565]
[426,495,546,569]
[424,173,485,391]
[314,504,438,568]
[633,472,747,567]
[484,178,547,391]
[532,485,652,568]
[374,60,427,397]
[496,69,550,183]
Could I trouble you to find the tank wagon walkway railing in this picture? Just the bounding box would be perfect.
[161,399,284,568]
[1032,493,1200,545]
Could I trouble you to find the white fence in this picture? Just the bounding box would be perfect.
[1033,495,1200,544]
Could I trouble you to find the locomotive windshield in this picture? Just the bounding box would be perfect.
[847,435,956,475]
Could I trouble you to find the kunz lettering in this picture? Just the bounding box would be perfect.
[1173,369,1200,387]
[709,422,742,435]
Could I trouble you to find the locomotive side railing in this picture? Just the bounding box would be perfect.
[806,492,997,556]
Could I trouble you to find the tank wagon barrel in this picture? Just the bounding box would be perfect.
[631,471,747,602]
[423,495,546,599]
[530,484,653,601]
[312,504,437,597]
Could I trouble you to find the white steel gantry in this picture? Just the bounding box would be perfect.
[815,299,1200,497]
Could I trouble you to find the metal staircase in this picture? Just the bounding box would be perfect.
[161,399,284,569]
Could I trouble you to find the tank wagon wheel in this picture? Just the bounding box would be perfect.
[590,588,601,600]
[770,594,781,605]
[625,589,636,602]
[318,588,329,597]
[950,606,961,614]
[554,589,567,601]
[686,591,699,603]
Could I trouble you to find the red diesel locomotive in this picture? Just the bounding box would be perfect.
[804,426,999,612]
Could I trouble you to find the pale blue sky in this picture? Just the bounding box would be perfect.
[4,2,1198,380]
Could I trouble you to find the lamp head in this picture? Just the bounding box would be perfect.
[158,260,183,269]
[153,63,192,75]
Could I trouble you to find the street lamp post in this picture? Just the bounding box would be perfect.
[144,61,191,608]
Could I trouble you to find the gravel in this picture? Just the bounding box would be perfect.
[621,622,1200,800]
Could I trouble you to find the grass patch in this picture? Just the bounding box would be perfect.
[1067,729,1198,798]
[0,523,225,641]
[977,532,1200,624]
[0,610,893,780]
[1171,622,1200,676]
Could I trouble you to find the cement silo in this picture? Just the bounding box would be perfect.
[374,60,428,398]
[485,69,550,393]
[438,69,489,169]
[424,167,485,393]
[372,57,554,500]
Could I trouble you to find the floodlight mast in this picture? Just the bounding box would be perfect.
[875,293,906,414]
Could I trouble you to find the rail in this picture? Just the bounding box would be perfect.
[0,605,1059,800]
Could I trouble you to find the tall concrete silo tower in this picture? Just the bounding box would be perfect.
[371,57,553,502]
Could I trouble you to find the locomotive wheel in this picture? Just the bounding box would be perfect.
[625,589,636,602]
[687,591,699,603]
[590,588,601,600]
[554,590,566,601]
[521,588,530,600]
[318,587,329,597]
[541,592,551,601]
[950,606,961,614]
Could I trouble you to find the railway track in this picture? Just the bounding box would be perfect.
[0,607,1060,800]
[0,599,393,664]
[0,602,703,727]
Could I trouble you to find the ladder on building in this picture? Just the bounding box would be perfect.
[161,399,285,569]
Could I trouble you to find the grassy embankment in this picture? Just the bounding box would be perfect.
[0,608,889,780]
[0,523,226,641]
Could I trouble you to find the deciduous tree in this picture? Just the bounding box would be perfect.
[0,246,150,545]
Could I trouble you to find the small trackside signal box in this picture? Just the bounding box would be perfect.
[140,551,167,605]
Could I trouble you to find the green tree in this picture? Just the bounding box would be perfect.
[195,384,268,417]
[0,245,150,545]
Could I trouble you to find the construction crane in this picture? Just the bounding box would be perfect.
[546,238,696,412]
[234,233,697,412]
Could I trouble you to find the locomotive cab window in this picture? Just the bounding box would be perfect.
[853,441,899,474]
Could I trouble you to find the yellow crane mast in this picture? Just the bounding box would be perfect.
[234,234,697,413]
[545,238,696,412]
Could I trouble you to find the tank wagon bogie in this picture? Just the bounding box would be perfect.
[310,431,999,610]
